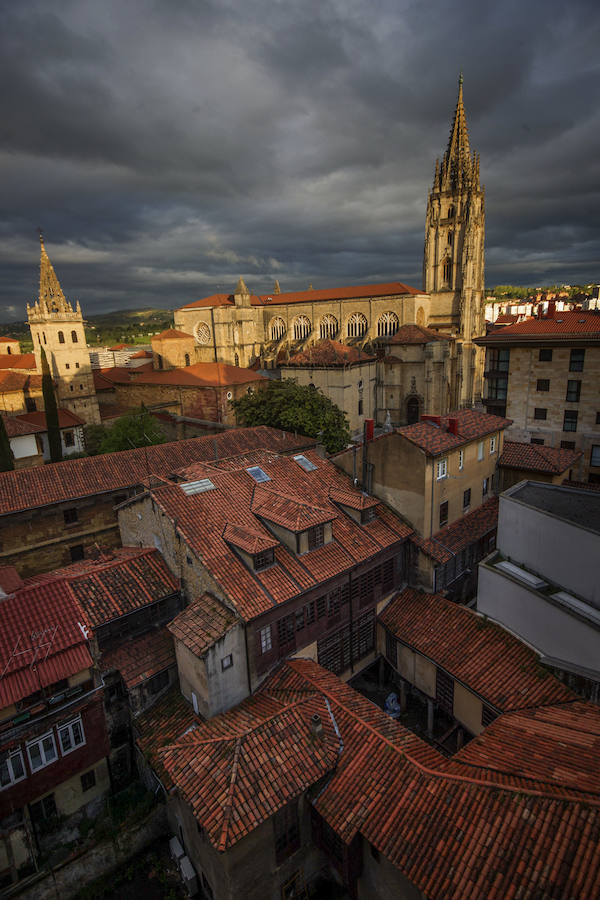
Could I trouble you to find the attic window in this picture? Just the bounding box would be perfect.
[253,548,275,571]
[293,454,317,472]
[180,478,216,495]
[247,466,270,483]
[361,508,376,524]
[307,524,324,550]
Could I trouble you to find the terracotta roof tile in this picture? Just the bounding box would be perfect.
[101,361,266,388]
[329,486,379,511]
[384,323,452,344]
[0,580,92,707]
[252,485,336,532]
[0,353,36,370]
[2,415,45,437]
[379,588,575,711]
[0,427,314,516]
[499,440,582,475]
[135,686,202,788]
[129,349,153,359]
[396,409,511,455]
[167,594,240,657]
[181,281,422,310]
[93,371,116,391]
[0,337,19,343]
[0,565,23,593]
[15,409,85,430]
[283,339,376,367]
[223,522,279,554]
[413,496,498,564]
[101,627,176,690]
[153,329,193,340]
[477,310,600,343]
[0,372,43,393]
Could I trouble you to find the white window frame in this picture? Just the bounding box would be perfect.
[458,449,464,470]
[490,435,497,454]
[477,441,484,461]
[483,477,489,496]
[436,458,448,480]
[58,716,85,756]
[221,654,233,671]
[1,749,26,790]
[27,732,58,772]
[260,625,272,654]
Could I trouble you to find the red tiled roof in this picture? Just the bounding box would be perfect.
[223,522,279,554]
[396,409,511,455]
[0,337,19,343]
[499,440,582,475]
[93,371,116,391]
[98,403,136,420]
[0,565,23,593]
[101,627,176,690]
[168,594,240,658]
[450,701,600,795]
[15,409,85,430]
[101,361,266,388]
[108,343,134,351]
[0,372,43,393]
[329,486,379,511]
[2,415,45,437]
[152,329,193,341]
[24,547,178,629]
[181,281,422,310]
[159,690,340,851]
[137,450,411,620]
[0,427,315,516]
[0,353,36,370]
[0,580,92,707]
[283,340,376,367]
[379,588,575,711]
[477,310,600,343]
[129,349,153,359]
[135,686,203,787]
[413,495,498,564]
[383,323,452,344]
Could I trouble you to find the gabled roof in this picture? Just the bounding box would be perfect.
[0,353,36,370]
[24,547,178,628]
[476,310,600,344]
[0,372,43,393]
[499,440,582,475]
[159,688,340,851]
[223,522,279,554]
[0,337,20,343]
[101,361,266,388]
[152,329,193,341]
[101,627,176,690]
[413,495,498,563]
[379,588,575,711]
[283,339,376,367]
[2,415,45,437]
[383,323,451,345]
[181,281,422,310]
[329,486,379,511]
[135,686,203,787]
[0,427,315,516]
[449,701,600,795]
[15,409,85,431]
[129,349,153,359]
[132,450,411,620]
[167,594,240,658]
[0,580,92,708]
[396,409,511,455]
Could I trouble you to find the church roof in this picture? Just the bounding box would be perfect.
[181,281,421,310]
[153,329,193,341]
[283,339,376,367]
[384,323,452,345]
[0,353,37,370]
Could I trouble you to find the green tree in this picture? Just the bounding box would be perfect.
[99,408,166,454]
[82,424,106,456]
[0,416,15,471]
[232,379,350,453]
[40,347,63,463]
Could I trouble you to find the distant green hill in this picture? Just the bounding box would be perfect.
[0,308,174,348]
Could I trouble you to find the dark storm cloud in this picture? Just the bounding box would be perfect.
[0,0,599,320]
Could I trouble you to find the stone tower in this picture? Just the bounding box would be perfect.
[27,235,101,425]
[423,76,485,405]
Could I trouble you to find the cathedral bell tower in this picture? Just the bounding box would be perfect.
[27,235,101,425]
[423,76,485,404]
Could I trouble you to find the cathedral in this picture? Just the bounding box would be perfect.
[169,77,485,411]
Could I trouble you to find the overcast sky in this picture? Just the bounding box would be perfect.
[1,0,598,320]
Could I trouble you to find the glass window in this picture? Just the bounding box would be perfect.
[463,488,471,509]
[534,408,547,420]
[81,770,96,792]
[58,331,65,344]
[27,732,58,771]
[436,458,447,480]
[253,548,275,571]
[536,379,550,392]
[569,349,585,372]
[591,446,600,467]
[563,410,578,432]
[487,377,507,400]
[477,441,484,461]
[260,625,272,654]
[63,508,78,524]
[531,438,545,445]
[482,477,489,496]
[0,750,26,789]
[58,717,85,755]
[439,501,449,527]
[307,524,324,550]
[490,436,497,454]
[458,449,464,470]
[71,330,78,343]
[539,349,552,362]
[566,380,581,402]
[560,441,575,450]
[221,654,233,671]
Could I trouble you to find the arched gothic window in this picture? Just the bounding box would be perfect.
[194,321,211,345]
[319,314,338,340]
[293,315,311,341]
[377,311,399,338]
[443,258,453,285]
[71,330,78,343]
[407,396,420,425]
[447,205,455,219]
[58,331,65,344]
[346,312,368,339]
[269,316,286,341]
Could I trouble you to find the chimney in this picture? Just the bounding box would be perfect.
[421,414,441,426]
[365,418,374,442]
[310,713,323,738]
[547,300,556,318]
[447,417,459,435]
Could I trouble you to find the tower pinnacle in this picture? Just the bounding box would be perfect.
[439,75,478,191]
[38,236,71,314]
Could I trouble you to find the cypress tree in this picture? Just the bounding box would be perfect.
[41,347,63,463]
[0,415,15,471]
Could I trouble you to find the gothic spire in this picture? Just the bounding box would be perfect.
[38,233,72,313]
[439,74,478,191]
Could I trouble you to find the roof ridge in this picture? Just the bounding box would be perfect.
[218,735,243,851]
[287,661,600,806]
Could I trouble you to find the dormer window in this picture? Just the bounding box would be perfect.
[361,508,376,524]
[253,548,275,571]
[307,524,324,550]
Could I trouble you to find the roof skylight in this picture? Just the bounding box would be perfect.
[293,454,318,472]
[246,466,271,483]
[180,478,216,495]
